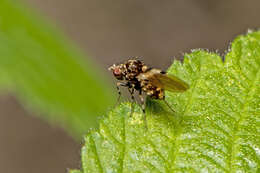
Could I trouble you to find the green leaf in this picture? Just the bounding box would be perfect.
[0,0,115,137]
[78,31,260,172]
[69,170,82,173]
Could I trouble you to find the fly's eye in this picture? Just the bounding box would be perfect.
[113,67,121,75]
[112,67,124,80]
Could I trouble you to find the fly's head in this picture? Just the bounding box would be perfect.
[109,59,149,81]
[108,63,126,80]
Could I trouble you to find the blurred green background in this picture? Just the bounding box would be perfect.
[1,0,260,172]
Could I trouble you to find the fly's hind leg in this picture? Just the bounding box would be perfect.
[163,97,175,114]
[139,90,147,129]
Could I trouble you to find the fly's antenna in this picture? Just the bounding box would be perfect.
[163,100,175,113]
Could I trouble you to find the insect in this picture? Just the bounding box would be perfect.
[108,58,189,124]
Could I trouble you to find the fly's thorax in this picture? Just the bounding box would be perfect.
[124,59,145,80]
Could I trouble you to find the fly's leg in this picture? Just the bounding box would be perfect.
[128,87,136,103]
[114,82,127,108]
[139,90,147,129]
[128,87,136,117]
[163,98,175,113]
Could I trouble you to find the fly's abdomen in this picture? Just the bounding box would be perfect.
[140,80,164,99]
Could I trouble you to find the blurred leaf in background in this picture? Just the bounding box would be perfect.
[74,31,260,172]
[0,0,115,137]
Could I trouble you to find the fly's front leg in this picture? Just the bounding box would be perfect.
[114,82,127,108]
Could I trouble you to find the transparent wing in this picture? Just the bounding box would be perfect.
[152,73,189,92]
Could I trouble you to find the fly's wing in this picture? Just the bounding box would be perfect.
[152,73,189,92]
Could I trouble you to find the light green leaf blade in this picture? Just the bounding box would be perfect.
[79,31,260,172]
[69,170,82,173]
[0,0,115,137]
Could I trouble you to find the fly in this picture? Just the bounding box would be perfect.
[108,59,189,126]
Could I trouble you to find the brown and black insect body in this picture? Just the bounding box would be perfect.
[109,58,189,124]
